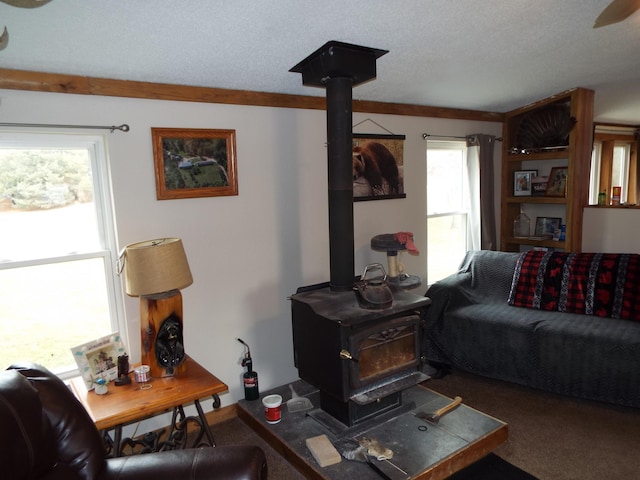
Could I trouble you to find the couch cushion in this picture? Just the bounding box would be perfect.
[508,251,640,321]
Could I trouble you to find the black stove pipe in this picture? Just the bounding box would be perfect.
[289,41,388,292]
[326,77,355,292]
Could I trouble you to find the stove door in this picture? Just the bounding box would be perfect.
[348,314,421,390]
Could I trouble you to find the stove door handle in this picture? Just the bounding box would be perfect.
[339,349,359,362]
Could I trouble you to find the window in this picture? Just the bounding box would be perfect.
[0,132,124,377]
[426,141,469,284]
[589,125,637,205]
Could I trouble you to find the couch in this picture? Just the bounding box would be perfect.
[423,249,640,408]
[0,363,267,480]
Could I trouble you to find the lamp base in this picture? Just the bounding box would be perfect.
[140,291,188,378]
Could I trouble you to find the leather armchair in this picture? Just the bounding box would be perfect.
[0,363,267,480]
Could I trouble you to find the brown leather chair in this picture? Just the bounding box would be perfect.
[0,363,267,480]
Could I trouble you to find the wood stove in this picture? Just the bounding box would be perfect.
[291,285,430,426]
[289,42,431,427]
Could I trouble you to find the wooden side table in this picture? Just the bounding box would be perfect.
[70,355,228,456]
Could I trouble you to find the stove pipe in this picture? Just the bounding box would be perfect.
[290,41,388,292]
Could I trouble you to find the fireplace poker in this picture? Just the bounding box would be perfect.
[416,396,462,424]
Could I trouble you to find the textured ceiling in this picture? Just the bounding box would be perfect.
[1,0,639,125]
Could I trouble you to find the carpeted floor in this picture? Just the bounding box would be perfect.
[213,370,640,479]
[214,415,304,479]
[426,370,640,480]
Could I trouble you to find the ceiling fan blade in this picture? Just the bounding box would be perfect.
[0,27,7,51]
[0,0,52,8]
[594,0,640,28]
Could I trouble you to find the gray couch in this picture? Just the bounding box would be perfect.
[423,249,640,408]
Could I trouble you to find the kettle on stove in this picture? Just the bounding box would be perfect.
[353,263,393,310]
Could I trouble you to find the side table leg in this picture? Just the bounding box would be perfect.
[113,425,123,457]
[194,398,216,446]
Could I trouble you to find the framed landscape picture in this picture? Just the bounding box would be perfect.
[152,128,238,200]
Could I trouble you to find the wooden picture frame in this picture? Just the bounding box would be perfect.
[535,216,562,237]
[152,128,238,200]
[71,332,127,390]
[545,166,568,197]
[513,170,537,196]
[353,134,406,202]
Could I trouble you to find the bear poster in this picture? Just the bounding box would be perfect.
[352,134,406,201]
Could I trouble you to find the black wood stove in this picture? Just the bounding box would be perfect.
[289,42,431,427]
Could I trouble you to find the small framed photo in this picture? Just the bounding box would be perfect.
[152,128,238,200]
[531,175,549,196]
[513,170,538,196]
[535,217,562,237]
[71,333,127,390]
[545,166,568,197]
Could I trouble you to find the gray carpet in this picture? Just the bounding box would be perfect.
[214,415,304,479]
[427,370,640,480]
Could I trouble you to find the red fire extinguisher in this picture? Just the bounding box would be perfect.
[237,338,259,401]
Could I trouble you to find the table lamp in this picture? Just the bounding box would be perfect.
[121,238,193,378]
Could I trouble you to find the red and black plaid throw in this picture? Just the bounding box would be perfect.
[508,251,640,321]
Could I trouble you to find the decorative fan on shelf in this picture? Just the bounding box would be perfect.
[514,103,576,152]
[594,0,640,28]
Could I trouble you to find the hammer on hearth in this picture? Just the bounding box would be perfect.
[416,396,462,424]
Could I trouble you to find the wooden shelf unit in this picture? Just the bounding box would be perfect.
[500,88,594,252]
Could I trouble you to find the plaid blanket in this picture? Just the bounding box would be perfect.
[508,251,640,321]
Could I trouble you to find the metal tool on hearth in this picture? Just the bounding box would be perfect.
[416,396,462,424]
[286,383,313,413]
[336,437,406,480]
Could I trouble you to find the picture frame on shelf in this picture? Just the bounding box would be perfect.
[71,333,127,390]
[531,175,549,196]
[152,128,238,200]
[535,216,562,237]
[545,166,568,197]
[513,170,538,196]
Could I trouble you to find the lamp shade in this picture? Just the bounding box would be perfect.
[123,238,193,296]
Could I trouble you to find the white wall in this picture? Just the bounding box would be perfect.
[0,89,502,408]
[582,207,640,253]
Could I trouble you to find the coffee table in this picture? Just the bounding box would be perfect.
[238,380,507,480]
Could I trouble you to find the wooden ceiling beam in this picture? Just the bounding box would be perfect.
[0,68,504,123]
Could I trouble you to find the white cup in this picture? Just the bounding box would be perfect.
[262,394,283,424]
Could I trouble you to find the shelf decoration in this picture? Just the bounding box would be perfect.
[513,170,537,196]
[531,176,549,196]
[71,333,127,390]
[512,103,576,153]
[545,167,568,197]
[535,216,562,237]
[513,210,531,238]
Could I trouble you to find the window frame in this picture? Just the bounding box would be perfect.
[0,131,126,378]
[426,140,470,284]
[590,125,639,205]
